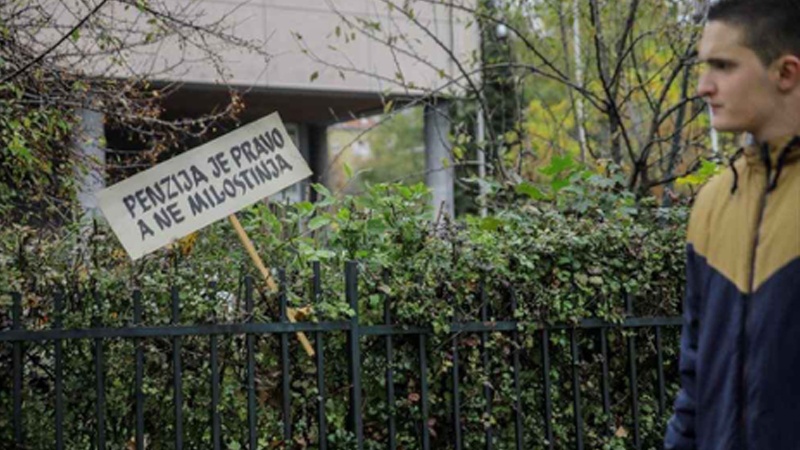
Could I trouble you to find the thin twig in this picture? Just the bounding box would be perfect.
[1,0,111,84]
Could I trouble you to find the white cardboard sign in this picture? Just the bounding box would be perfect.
[97,113,312,260]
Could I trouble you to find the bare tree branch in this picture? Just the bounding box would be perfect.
[1,0,111,84]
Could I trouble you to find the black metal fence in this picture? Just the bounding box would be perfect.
[1,261,682,449]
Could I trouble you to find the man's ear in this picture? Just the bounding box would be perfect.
[775,55,800,92]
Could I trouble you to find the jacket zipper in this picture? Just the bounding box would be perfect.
[741,155,772,448]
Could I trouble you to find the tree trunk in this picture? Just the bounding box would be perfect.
[573,0,588,163]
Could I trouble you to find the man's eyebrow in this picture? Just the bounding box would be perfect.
[696,56,735,65]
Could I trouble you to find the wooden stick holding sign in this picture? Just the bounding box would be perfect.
[228,214,314,356]
[96,112,316,358]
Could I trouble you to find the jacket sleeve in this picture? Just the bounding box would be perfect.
[664,245,701,450]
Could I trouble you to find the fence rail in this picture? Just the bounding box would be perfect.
[1,261,682,450]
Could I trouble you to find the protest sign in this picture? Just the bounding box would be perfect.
[98,113,312,260]
[99,113,317,356]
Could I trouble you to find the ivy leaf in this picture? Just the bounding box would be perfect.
[366,218,386,234]
[312,183,332,198]
[480,216,503,231]
[314,249,336,260]
[551,177,570,192]
[295,201,315,217]
[515,182,546,200]
[343,162,353,179]
[378,284,393,295]
[540,154,575,177]
[677,159,721,186]
[589,276,604,285]
[397,185,413,199]
[308,216,331,230]
[368,294,381,308]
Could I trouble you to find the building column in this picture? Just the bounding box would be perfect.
[424,100,454,219]
[308,124,329,202]
[74,106,106,217]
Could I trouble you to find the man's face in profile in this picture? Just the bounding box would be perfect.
[696,21,782,137]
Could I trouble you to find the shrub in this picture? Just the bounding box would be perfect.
[0,179,689,449]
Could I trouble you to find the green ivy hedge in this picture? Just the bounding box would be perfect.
[0,178,689,449]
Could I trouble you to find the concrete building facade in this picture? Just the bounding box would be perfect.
[74,0,479,215]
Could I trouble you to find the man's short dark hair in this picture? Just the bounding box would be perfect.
[708,0,800,65]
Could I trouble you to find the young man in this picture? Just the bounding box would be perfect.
[664,0,800,449]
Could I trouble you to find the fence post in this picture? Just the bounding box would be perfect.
[134,290,145,450]
[54,291,64,450]
[279,269,292,444]
[208,281,222,450]
[626,293,641,449]
[245,276,256,450]
[313,262,327,450]
[12,292,23,448]
[345,261,363,449]
[419,331,430,450]
[94,289,106,450]
[479,278,493,450]
[383,271,397,450]
[541,328,554,450]
[510,287,524,450]
[171,286,183,450]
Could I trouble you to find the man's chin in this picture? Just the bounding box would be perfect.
[711,121,745,133]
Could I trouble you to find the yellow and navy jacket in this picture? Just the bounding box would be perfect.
[664,136,800,450]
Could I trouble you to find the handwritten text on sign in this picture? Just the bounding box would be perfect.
[97,113,312,260]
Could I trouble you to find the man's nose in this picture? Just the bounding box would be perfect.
[697,72,716,98]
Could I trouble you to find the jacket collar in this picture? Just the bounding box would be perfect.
[743,134,800,169]
[732,134,800,193]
